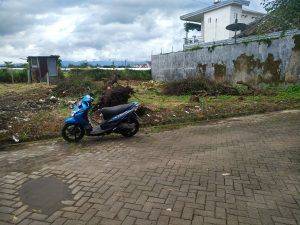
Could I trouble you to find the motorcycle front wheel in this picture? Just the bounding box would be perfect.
[62,124,85,142]
[120,119,139,138]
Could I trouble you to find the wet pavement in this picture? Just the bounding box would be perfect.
[0,110,300,225]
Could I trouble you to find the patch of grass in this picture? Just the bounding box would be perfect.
[273,85,300,100]
[0,83,51,96]
[131,91,190,109]
[1,81,299,144]
[214,95,236,100]
[133,82,300,128]
[119,69,152,80]
[127,80,190,109]
[13,110,65,142]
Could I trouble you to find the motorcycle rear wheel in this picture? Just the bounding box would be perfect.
[120,119,139,137]
[62,124,85,142]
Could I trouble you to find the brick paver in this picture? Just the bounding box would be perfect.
[0,110,300,225]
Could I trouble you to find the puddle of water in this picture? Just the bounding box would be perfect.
[19,176,73,215]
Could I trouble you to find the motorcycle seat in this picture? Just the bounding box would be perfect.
[101,103,134,120]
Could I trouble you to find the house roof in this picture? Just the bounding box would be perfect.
[180,0,250,22]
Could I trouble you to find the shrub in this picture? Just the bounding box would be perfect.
[52,77,103,97]
[68,69,111,80]
[163,76,239,96]
[0,69,28,83]
[67,69,151,81]
[119,69,152,80]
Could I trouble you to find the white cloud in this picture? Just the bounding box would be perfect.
[247,0,265,12]
[0,0,266,63]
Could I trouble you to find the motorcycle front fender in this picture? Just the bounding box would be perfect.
[64,117,79,125]
[64,116,90,129]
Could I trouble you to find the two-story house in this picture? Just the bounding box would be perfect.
[181,0,265,48]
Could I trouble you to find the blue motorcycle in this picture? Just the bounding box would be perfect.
[62,94,140,142]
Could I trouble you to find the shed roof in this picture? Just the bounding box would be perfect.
[180,0,250,22]
[27,55,60,59]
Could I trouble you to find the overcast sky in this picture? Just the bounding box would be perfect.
[0,0,265,63]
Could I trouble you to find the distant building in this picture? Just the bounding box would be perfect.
[27,55,60,84]
[181,0,265,47]
[135,62,151,69]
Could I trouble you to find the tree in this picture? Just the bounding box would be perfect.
[21,63,28,69]
[57,58,62,68]
[79,62,89,68]
[4,61,14,84]
[184,22,202,32]
[261,0,300,31]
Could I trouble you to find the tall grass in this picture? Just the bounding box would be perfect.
[0,69,27,83]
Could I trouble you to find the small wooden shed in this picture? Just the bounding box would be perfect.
[27,55,60,84]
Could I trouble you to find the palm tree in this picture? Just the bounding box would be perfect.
[4,61,14,83]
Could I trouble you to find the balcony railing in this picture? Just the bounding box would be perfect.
[184,35,204,45]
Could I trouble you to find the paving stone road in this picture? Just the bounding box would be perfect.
[0,110,300,225]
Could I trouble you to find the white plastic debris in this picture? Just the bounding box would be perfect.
[222,173,230,176]
[12,134,20,143]
[12,216,18,222]
[68,100,76,105]
[166,208,172,211]
[185,110,190,114]
[49,96,58,103]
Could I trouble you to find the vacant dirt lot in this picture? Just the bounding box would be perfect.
[0,110,299,225]
[1,82,300,144]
